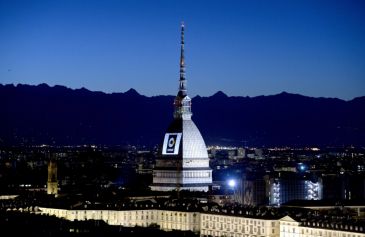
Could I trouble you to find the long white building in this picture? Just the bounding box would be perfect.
[37,206,365,237]
[38,207,199,232]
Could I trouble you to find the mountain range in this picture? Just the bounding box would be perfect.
[1,83,364,147]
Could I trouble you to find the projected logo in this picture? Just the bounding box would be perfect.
[162,133,182,155]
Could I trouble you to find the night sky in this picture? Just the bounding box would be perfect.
[1,0,364,100]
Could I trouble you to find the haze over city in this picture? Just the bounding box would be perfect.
[1,0,365,100]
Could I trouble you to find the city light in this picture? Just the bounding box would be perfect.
[228,179,236,188]
[298,163,306,172]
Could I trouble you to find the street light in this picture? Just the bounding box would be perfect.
[227,179,243,204]
[228,179,236,188]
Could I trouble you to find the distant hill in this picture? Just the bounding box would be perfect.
[1,83,364,147]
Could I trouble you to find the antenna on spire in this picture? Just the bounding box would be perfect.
[174,22,191,119]
[179,21,186,95]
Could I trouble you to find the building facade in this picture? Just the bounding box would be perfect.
[268,175,323,206]
[39,207,200,232]
[150,23,212,192]
[38,207,365,237]
[280,216,364,237]
[47,160,58,196]
[200,213,280,237]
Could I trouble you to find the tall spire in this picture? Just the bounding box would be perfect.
[178,21,187,97]
[174,22,192,120]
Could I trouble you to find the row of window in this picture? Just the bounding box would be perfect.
[202,215,273,226]
[281,227,363,237]
[204,223,266,233]
[201,230,270,237]
[155,171,211,178]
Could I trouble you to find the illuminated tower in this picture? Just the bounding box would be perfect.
[151,23,212,192]
[47,160,58,196]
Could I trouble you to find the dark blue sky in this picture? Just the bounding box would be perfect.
[1,0,365,100]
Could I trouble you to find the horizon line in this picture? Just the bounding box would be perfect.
[0,82,363,101]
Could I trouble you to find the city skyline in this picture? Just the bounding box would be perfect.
[1,0,365,100]
[1,2,365,234]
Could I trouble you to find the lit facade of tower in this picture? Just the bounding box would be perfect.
[47,160,58,196]
[151,23,212,192]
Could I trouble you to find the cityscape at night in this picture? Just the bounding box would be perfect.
[1,0,365,236]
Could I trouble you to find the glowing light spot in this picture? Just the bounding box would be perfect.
[228,179,236,188]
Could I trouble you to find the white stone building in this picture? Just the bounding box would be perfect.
[37,206,365,237]
[280,216,364,237]
[39,207,200,233]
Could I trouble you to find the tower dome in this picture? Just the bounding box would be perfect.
[151,23,212,192]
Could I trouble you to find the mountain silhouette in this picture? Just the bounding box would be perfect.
[0,83,364,147]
